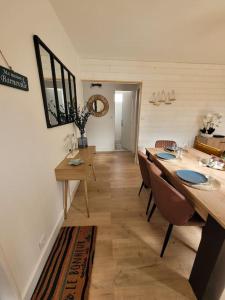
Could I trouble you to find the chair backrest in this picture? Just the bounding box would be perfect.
[194,138,222,157]
[147,162,194,225]
[137,151,153,187]
[155,140,177,148]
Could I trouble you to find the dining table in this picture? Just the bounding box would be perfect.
[146,147,225,300]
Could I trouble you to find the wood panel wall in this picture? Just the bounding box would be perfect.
[80,59,225,148]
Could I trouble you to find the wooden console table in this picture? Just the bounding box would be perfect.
[55,146,96,219]
[196,135,225,151]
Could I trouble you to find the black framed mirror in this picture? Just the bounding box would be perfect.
[33,35,77,128]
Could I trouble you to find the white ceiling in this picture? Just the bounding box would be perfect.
[50,0,225,64]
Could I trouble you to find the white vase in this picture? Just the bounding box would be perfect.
[200,133,213,138]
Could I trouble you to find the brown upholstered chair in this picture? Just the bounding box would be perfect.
[155,140,177,148]
[194,138,222,157]
[147,162,204,257]
[137,151,162,215]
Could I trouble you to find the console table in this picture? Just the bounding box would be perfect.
[196,135,225,151]
[55,146,96,219]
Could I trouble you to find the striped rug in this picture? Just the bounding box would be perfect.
[31,226,97,300]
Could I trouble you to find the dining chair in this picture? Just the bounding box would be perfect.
[155,140,177,148]
[137,151,161,215]
[147,162,204,257]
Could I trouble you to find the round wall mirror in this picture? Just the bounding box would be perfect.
[87,94,109,117]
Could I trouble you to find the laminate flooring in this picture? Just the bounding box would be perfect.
[63,152,203,300]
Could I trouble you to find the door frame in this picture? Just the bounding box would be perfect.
[82,79,142,160]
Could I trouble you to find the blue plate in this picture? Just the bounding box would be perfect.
[156,152,176,160]
[176,170,208,184]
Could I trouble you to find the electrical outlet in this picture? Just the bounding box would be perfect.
[39,234,46,250]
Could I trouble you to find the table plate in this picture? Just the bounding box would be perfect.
[181,176,221,191]
[156,152,176,160]
[176,170,208,184]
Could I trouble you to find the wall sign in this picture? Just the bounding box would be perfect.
[0,66,29,91]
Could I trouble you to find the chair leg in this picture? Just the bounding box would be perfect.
[138,181,144,196]
[160,224,173,258]
[147,203,156,222]
[146,190,152,215]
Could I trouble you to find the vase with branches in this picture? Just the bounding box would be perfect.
[73,105,92,148]
[47,99,92,148]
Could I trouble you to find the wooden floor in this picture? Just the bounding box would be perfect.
[63,152,202,300]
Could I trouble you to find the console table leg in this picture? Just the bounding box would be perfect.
[64,180,68,219]
[84,179,90,218]
[92,165,96,181]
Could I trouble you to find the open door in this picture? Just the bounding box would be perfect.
[121,91,134,151]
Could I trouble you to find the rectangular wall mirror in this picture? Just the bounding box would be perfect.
[33,35,77,128]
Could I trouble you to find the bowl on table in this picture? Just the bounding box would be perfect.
[68,159,84,166]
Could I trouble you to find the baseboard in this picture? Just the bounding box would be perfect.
[22,211,64,300]
[22,180,80,300]
[22,181,80,299]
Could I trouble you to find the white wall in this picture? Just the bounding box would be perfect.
[0,1,82,299]
[82,82,138,151]
[80,59,225,148]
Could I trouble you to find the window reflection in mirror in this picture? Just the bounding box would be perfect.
[64,71,73,121]
[40,46,58,126]
[69,74,75,117]
[70,76,75,102]
[54,60,66,123]
[93,99,104,112]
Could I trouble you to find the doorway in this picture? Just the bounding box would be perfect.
[114,90,138,152]
[82,81,141,155]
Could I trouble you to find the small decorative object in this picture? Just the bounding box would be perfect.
[68,159,84,166]
[0,65,29,91]
[149,89,176,106]
[165,92,172,105]
[200,113,222,136]
[200,156,225,171]
[87,94,109,117]
[0,49,29,91]
[64,133,77,153]
[74,105,92,148]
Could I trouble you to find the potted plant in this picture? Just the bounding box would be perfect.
[73,105,92,148]
[200,113,222,137]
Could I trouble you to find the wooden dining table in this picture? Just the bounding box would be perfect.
[146,147,225,300]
